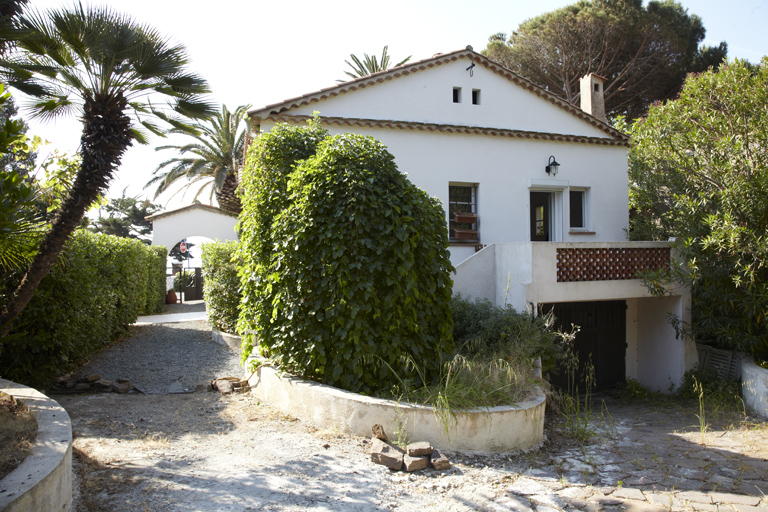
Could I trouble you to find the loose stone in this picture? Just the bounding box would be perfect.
[407,441,433,457]
[404,455,428,472]
[370,438,405,471]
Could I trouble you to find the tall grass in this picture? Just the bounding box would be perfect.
[381,295,573,435]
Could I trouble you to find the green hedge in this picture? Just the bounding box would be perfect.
[201,240,240,333]
[146,245,167,315]
[0,230,167,385]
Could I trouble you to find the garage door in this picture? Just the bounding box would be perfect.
[543,300,627,391]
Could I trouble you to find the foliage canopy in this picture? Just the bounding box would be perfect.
[339,46,411,81]
[146,104,250,214]
[628,58,768,359]
[0,3,212,337]
[483,0,727,120]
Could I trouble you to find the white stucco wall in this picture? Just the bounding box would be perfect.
[636,295,694,392]
[258,122,628,261]
[280,58,610,139]
[257,57,628,265]
[150,206,238,253]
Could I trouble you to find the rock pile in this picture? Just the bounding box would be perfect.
[51,373,132,394]
[211,377,249,395]
[369,424,451,472]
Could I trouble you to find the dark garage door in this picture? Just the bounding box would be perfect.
[543,300,627,391]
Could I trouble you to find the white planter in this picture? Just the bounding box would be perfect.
[0,379,72,512]
[741,358,768,419]
[246,361,545,452]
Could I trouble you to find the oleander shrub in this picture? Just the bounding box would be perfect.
[239,128,455,394]
[0,230,166,385]
[202,240,240,333]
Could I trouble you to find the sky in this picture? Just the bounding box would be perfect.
[19,0,768,213]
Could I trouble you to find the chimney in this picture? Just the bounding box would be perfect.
[580,74,606,122]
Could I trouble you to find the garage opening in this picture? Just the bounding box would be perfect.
[542,300,627,391]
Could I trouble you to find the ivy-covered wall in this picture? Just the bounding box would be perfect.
[1,230,167,385]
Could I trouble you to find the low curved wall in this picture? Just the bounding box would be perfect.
[742,359,768,419]
[211,329,241,353]
[0,379,72,512]
[246,363,545,452]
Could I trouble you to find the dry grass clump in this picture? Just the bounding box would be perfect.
[0,391,37,480]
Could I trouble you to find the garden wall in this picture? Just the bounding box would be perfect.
[247,362,546,452]
[741,359,768,419]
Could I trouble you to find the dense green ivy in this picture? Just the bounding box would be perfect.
[239,127,454,394]
[237,118,329,361]
[0,230,166,385]
[202,240,240,334]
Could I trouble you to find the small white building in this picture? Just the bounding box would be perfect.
[249,47,695,392]
[146,202,238,254]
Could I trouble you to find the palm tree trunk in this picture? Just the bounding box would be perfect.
[216,172,241,214]
[0,93,132,339]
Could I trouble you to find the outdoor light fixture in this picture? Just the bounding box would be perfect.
[546,155,560,176]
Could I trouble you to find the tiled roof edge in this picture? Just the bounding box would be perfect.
[258,114,630,147]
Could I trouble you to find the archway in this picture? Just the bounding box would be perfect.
[147,203,238,301]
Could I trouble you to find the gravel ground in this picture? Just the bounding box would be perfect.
[59,306,768,512]
[77,319,242,394]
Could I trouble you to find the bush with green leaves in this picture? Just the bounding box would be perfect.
[628,58,768,360]
[0,230,166,385]
[451,294,565,373]
[237,117,329,360]
[173,269,195,292]
[202,240,240,333]
[145,245,167,314]
[239,128,454,394]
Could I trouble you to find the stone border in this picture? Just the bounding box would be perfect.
[246,362,545,452]
[211,329,241,353]
[0,378,72,512]
[741,358,768,419]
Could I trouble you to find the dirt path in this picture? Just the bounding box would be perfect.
[58,317,768,512]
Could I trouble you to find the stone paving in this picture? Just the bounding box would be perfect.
[458,396,768,512]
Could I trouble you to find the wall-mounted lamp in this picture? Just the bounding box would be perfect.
[545,155,560,176]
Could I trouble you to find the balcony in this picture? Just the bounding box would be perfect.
[454,241,677,310]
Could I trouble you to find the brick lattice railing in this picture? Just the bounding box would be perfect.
[556,247,670,282]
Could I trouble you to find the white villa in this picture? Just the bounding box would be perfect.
[245,47,695,392]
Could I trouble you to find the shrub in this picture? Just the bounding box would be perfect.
[202,240,240,333]
[237,117,329,360]
[173,269,195,292]
[240,130,454,394]
[0,230,166,385]
[451,294,564,373]
[145,245,167,314]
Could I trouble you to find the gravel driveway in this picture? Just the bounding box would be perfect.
[58,308,768,512]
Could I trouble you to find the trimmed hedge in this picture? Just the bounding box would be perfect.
[201,240,240,334]
[0,230,167,385]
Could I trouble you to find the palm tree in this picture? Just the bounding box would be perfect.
[0,4,213,337]
[145,104,250,214]
[339,46,411,81]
